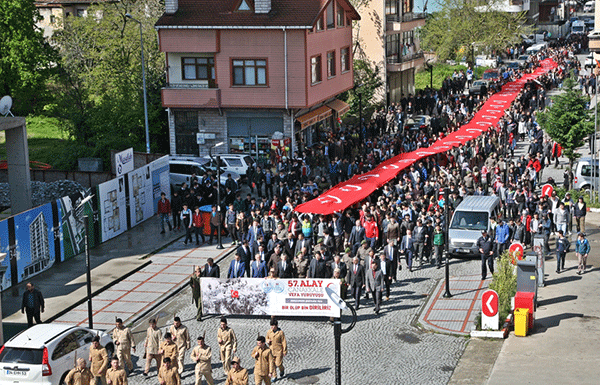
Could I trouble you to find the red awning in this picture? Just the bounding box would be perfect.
[294,59,558,215]
[296,106,333,129]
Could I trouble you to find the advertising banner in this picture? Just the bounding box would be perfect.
[201,278,341,318]
[151,155,170,213]
[115,147,134,177]
[128,164,154,226]
[58,190,96,262]
[97,176,127,242]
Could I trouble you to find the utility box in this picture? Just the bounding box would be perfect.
[517,259,537,298]
[514,308,529,337]
[532,235,546,287]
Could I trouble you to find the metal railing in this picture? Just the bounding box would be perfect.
[386,51,424,64]
[165,82,217,89]
[386,12,426,23]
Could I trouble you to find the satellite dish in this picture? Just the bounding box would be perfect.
[0,96,13,117]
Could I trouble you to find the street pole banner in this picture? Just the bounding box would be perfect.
[201,278,341,318]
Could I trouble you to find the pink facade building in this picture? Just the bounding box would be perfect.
[156,0,360,159]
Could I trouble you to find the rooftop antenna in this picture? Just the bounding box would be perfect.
[0,96,13,117]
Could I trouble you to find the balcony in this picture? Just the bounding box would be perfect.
[386,51,425,72]
[161,85,221,109]
[386,12,426,31]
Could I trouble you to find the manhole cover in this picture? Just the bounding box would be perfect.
[395,332,421,344]
[294,376,320,384]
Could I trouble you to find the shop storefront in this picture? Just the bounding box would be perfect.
[227,111,284,165]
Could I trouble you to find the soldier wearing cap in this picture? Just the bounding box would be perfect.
[106,357,128,385]
[158,357,180,385]
[169,316,190,375]
[225,357,248,385]
[159,333,179,371]
[218,317,237,376]
[65,358,93,385]
[265,319,287,379]
[251,336,275,385]
[89,335,109,385]
[190,335,213,385]
[112,317,135,373]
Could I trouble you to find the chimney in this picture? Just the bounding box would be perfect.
[165,0,178,14]
[255,0,271,14]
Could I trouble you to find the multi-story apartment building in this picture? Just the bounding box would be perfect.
[35,0,109,38]
[155,0,359,159]
[356,0,426,103]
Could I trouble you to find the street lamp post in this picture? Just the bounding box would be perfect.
[76,194,94,329]
[125,13,151,154]
[210,142,225,249]
[443,187,452,298]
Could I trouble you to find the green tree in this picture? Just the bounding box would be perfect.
[0,0,56,115]
[537,76,594,169]
[340,59,384,122]
[50,0,167,169]
[421,0,529,62]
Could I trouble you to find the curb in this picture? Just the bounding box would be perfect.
[470,314,512,339]
[122,244,237,329]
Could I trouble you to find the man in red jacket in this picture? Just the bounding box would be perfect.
[364,215,379,250]
[158,192,172,234]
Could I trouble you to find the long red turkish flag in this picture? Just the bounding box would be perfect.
[295,59,558,215]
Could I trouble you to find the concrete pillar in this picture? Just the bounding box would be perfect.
[0,117,32,214]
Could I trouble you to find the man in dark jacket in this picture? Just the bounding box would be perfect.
[171,191,183,230]
[477,230,494,280]
[21,282,44,327]
[202,258,220,278]
[307,252,329,278]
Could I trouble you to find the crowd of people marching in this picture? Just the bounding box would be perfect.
[140,34,597,385]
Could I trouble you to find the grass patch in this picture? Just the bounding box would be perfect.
[0,116,76,169]
[415,63,489,92]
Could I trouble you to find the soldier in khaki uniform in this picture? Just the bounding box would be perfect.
[265,319,287,379]
[65,358,93,385]
[190,336,213,385]
[190,266,203,321]
[144,318,163,376]
[217,317,237,376]
[159,333,179,371]
[112,318,135,372]
[106,357,128,385]
[169,317,190,375]
[158,357,181,385]
[89,336,109,385]
[225,357,248,385]
[251,336,275,385]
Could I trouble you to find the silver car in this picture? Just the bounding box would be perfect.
[449,196,501,258]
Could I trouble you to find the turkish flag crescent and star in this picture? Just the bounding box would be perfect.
[295,59,558,215]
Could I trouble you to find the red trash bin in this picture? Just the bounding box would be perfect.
[515,291,535,330]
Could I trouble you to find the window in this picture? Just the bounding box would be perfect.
[182,57,215,85]
[52,333,79,361]
[237,0,252,11]
[337,3,345,27]
[224,158,244,167]
[326,2,335,29]
[581,164,600,177]
[232,59,267,86]
[76,9,85,17]
[386,0,398,16]
[327,51,336,78]
[311,55,322,84]
[341,47,350,72]
[50,15,56,23]
[316,15,324,31]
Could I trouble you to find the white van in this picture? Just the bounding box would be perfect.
[583,0,595,13]
[448,196,502,258]
[574,157,599,190]
[572,20,587,34]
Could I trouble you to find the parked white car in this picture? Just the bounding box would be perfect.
[201,154,255,178]
[169,156,240,190]
[0,324,113,385]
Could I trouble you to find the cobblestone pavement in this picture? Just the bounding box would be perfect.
[125,257,482,385]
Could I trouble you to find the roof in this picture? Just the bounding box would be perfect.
[35,0,112,6]
[156,0,360,29]
[6,324,76,349]
[455,196,501,213]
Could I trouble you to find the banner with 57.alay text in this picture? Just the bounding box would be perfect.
[201,278,342,318]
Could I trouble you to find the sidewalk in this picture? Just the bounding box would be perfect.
[418,274,492,335]
[0,215,233,336]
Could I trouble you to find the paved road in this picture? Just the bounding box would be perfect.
[125,253,483,384]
